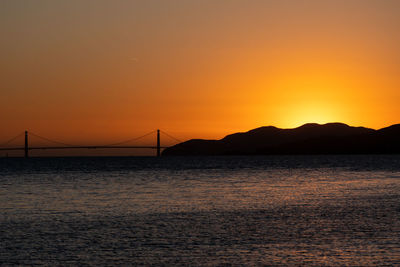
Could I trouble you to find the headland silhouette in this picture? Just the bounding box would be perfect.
[162,123,400,156]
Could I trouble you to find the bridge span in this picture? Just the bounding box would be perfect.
[0,130,181,157]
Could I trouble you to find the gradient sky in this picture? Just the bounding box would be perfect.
[1,0,400,147]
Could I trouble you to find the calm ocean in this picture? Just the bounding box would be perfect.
[1,155,399,266]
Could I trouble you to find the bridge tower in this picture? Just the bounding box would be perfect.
[24,131,29,158]
[157,129,160,157]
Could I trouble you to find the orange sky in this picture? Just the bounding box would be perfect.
[1,0,400,151]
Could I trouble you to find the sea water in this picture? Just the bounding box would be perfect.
[0,155,399,266]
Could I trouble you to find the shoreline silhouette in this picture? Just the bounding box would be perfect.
[162,123,400,156]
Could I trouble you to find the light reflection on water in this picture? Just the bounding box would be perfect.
[0,156,399,265]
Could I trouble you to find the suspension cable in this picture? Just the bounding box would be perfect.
[0,132,24,147]
[29,131,75,147]
[160,130,182,143]
[104,130,157,146]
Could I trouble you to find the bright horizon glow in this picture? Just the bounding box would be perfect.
[281,104,342,128]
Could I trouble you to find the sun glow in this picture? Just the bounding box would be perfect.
[282,101,342,128]
[267,73,354,128]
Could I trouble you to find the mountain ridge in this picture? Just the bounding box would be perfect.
[162,123,400,156]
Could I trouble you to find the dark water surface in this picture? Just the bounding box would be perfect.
[1,155,399,266]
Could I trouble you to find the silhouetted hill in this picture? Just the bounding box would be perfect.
[162,123,400,155]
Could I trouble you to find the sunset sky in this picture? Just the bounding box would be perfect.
[1,0,400,147]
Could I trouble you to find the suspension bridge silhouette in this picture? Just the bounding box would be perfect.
[0,130,181,157]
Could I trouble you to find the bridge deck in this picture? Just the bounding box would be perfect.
[0,146,170,151]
